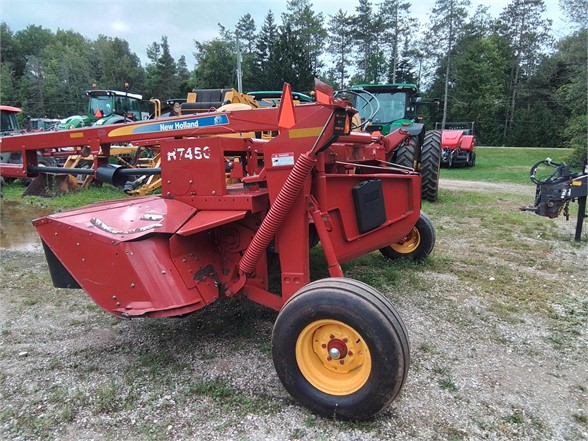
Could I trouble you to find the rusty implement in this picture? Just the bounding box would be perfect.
[22,173,79,197]
[7,81,433,420]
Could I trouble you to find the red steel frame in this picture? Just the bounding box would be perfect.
[1,82,421,317]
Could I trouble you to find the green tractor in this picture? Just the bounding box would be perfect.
[58,89,145,130]
[345,83,442,202]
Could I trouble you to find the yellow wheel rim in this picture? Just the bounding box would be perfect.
[295,319,371,396]
[390,227,421,254]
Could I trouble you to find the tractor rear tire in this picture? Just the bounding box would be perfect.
[379,212,435,261]
[394,136,418,169]
[466,151,476,167]
[272,277,410,420]
[420,130,442,202]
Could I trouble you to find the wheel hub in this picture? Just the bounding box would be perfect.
[327,339,348,360]
[296,319,372,395]
[390,226,421,253]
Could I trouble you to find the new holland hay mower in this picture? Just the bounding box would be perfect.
[0,81,436,420]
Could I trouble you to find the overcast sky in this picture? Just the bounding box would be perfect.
[1,0,566,68]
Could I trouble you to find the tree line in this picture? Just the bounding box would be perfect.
[1,0,586,164]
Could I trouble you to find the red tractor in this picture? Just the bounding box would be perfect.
[0,81,436,420]
[435,121,476,168]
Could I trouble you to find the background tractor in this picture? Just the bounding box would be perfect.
[57,88,145,130]
[0,105,59,168]
[435,121,476,168]
[343,83,442,202]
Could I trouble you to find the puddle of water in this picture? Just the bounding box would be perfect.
[0,200,54,251]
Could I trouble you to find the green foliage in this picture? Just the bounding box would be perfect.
[447,34,512,145]
[1,0,584,156]
[265,23,315,91]
[193,38,237,88]
[326,10,355,88]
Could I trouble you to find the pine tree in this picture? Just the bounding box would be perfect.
[426,0,471,129]
[236,13,256,54]
[326,10,355,88]
[253,10,278,89]
[281,0,327,74]
[377,0,411,83]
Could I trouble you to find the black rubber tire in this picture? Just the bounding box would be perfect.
[419,130,442,202]
[467,151,476,167]
[379,212,436,261]
[272,277,410,420]
[36,154,57,168]
[393,136,418,169]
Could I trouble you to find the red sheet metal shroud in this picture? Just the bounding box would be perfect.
[33,196,226,318]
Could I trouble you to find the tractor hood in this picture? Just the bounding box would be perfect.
[58,115,90,130]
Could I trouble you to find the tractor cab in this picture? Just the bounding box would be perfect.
[0,106,23,164]
[87,89,143,125]
[58,89,144,130]
[0,105,22,136]
[349,84,420,135]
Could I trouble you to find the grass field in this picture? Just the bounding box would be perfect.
[440,147,574,185]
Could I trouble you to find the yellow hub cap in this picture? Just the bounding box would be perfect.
[390,227,421,254]
[295,319,371,395]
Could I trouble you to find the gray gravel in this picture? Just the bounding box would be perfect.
[0,188,587,440]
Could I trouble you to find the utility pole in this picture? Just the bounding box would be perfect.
[236,33,243,93]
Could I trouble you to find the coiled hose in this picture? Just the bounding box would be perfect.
[239,151,317,274]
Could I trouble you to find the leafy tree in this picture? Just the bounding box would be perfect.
[449,34,512,144]
[497,0,552,143]
[553,29,587,165]
[193,36,237,88]
[91,36,145,92]
[12,25,54,78]
[559,0,588,29]
[0,24,19,106]
[176,55,193,95]
[235,14,257,91]
[351,0,379,82]
[43,31,93,117]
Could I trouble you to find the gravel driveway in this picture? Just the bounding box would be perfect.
[1,182,586,441]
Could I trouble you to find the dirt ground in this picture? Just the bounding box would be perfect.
[0,180,587,441]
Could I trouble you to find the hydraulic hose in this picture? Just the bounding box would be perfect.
[239,151,317,275]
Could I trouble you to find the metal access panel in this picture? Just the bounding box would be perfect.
[352,179,386,234]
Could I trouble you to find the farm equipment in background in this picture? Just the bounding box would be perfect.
[57,88,146,130]
[342,83,441,202]
[247,90,314,107]
[521,158,587,242]
[435,121,476,168]
[27,117,61,132]
[1,105,65,171]
[0,81,437,420]
[160,88,260,118]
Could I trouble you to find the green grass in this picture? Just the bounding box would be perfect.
[441,147,574,185]
[1,180,129,210]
